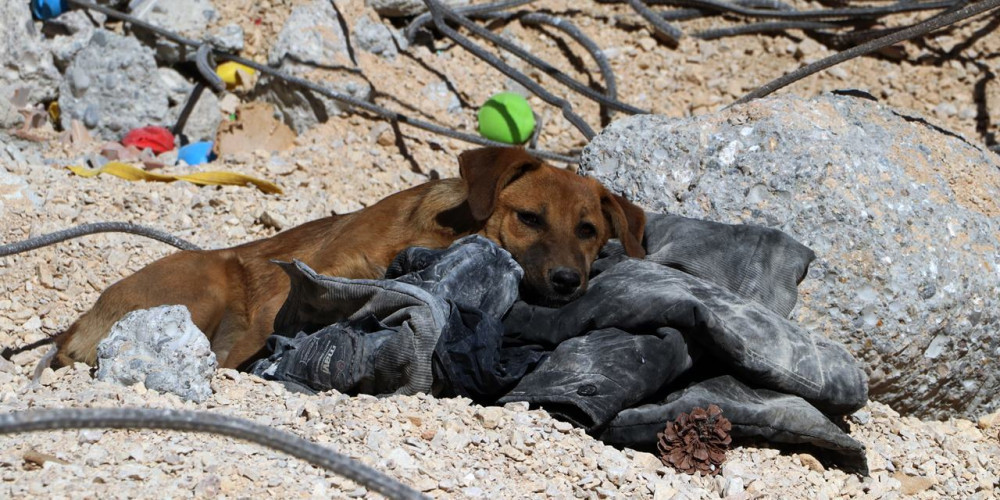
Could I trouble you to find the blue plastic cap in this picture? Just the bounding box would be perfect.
[31,0,68,20]
[177,141,216,166]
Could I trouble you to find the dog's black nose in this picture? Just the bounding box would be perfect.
[550,267,582,295]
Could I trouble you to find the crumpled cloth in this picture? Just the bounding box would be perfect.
[250,235,544,400]
[250,213,869,471]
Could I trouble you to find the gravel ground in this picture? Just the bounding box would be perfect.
[3,0,1000,497]
[2,364,998,498]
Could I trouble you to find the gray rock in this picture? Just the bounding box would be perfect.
[96,305,217,402]
[59,30,170,140]
[851,410,872,425]
[0,95,21,129]
[365,0,469,17]
[255,0,372,134]
[354,15,398,59]
[44,10,107,70]
[206,23,244,53]
[0,2,61,103]
[132,0,218,64]
[580,93,1000,420]
[157,68,193,105]
[172,89,221,143]
[158,69,222,142]
[267,0,351,68]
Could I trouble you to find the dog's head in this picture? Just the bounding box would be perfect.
[459,147,645,306]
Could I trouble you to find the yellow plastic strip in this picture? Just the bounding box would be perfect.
[67,162,283,195]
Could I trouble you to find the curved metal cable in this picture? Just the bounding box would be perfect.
[695,20,840,39]
[733,0,1000,105]
[421,0,645,120]
[658,0,795,21]
[519,12,623,120]
[405,0,536,42]
[65,0,578,163]
[194,43,227,93]
[662,0,960,20]
[0,408,426,500]
[0,222,202,257]
[629,0,684,44]
[416,8,641,120]
[422,0,597,140]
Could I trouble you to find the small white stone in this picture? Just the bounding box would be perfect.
[78,429,104,444]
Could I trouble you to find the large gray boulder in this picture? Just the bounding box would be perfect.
[0,2,61,103]
[255,0,372,134]
[581,93,1000,420]
[59,30,170,140]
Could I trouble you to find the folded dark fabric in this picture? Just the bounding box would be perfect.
[593,213,814,318]
[250,214,868,471]
[251,260,447,396]
[250,235,540,399]
[431,304,546,403]
[599,376,869,473]
[498,327,695,431]
[504,259,868,415]
[386,243,521,319]
[642,213,815,318]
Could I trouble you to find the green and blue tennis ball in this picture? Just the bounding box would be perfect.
[477,92,536,144]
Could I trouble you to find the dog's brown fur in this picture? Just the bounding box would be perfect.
[54,147,646,370]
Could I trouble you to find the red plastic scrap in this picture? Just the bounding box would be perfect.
[121,126,175,154]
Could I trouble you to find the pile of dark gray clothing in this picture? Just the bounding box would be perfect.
[249,213,869,472]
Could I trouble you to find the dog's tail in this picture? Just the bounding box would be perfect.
[1,334,59,360]
[3,331,73,384]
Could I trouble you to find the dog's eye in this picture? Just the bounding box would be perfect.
[576,222,597,239]
[517,211,543,228]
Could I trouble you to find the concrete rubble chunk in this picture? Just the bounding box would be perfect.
[354,14,399,59]
[96,305,218,403]
[0,99,21,130]
[58,29,171,140]
[44,10,108,70]
[580,93,1000,420]
[158,68,222,142]
[131,0,219,64]
[0,2,61,104]
[206,23,244,53]
[365,0,469,18]
[171,88,221,143]
[255,0,372,134]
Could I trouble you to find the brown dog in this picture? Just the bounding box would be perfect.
[54,147,646,370]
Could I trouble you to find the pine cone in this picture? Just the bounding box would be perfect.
[657,404,733,475]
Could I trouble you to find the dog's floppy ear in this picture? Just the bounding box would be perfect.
[459,147,541,221]
[601,189,646,258]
